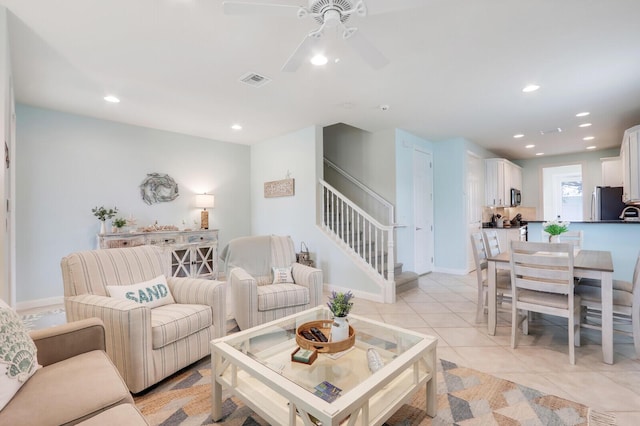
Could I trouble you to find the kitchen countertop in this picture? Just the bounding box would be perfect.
[526,220,640,224]
[482,223,528,229]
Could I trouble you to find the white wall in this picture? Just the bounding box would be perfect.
[251,125,384,300]
[0,8,12,305]
[323,124,396,203]
[15,105,251,306]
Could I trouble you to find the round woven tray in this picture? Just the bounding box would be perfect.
[296,320,356,353]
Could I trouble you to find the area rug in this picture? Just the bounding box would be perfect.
[133,358,615,426]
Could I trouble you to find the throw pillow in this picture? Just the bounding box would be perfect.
[106,275,175,309]
[272,266,294,284]
[0,299,40,411]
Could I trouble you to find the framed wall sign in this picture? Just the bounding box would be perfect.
[264,178,295,198]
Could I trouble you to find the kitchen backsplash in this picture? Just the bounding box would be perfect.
[482,206,537,223]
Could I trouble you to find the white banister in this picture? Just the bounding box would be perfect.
[320,179,395,302]
[324,158,395,226]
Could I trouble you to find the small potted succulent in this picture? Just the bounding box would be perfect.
[543,219,570,243]
[112,217,127,233]
[92,206,118,234]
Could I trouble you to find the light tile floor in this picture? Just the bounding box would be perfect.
[348,272,640,424]
[23,271,640,423]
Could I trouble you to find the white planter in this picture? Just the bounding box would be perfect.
[331,316,349,342]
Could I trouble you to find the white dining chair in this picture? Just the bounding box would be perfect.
[575,252,640,358]
[510,241,581,364]
[470,232,511,323]
[483,230,502,258]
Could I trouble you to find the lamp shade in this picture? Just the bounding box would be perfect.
[195,194,215,209]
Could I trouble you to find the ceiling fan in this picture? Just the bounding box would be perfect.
[222,0,423,72]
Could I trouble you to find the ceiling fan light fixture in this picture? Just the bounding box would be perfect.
[522,84,540,93]
[310,54,328,66]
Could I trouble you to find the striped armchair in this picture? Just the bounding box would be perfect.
[60,246,226,393]
[221,235,323,330]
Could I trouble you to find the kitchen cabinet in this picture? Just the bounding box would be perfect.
[621,125,640,203]
[485,158,522,206]
[601,156,623,187]
[97,229,219,279]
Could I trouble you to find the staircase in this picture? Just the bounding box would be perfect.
[320,159,419,302]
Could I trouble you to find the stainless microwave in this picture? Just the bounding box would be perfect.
[510,188,521,206]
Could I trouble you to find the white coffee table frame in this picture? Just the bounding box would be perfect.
[211,306,437,426]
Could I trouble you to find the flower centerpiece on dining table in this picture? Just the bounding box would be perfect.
[327,291,354,342]
[543,219,570,243]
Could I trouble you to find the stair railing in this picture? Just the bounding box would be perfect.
[324,158,395,226]
[320,179,395,302]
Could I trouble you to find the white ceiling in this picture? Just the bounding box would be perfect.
[3,0,640,159]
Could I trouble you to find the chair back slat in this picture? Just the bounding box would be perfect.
[510,241,574,295]
[483,230,502,257]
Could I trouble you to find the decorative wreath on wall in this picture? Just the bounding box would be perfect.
[139,173,179,205]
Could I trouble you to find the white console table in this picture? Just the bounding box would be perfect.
[97,229,219,279]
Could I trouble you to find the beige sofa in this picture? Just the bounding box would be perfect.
[0,318,148,425]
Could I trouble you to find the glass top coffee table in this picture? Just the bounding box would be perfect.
[211,306,437,426]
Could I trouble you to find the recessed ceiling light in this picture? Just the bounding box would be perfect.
[310,54,328,66]
[104,95,120,103]
[576,112,590,117]
[513,134,525,139]
[586,146,597,150]
[522,84,540,93]
[579,123,592,128]
[525,144,535,149]
[231,124,242,130]
[583,136,595,141]
[535,152,544,156]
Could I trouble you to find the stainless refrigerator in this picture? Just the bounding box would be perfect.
[591,186,626,220]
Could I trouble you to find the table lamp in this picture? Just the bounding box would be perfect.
[195,193,215,229]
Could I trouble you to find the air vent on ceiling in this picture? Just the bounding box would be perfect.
[540,127,563,135]
[238,72,271,88]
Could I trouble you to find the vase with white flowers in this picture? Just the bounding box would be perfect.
[543,219,570,243]
[327,291,354,342]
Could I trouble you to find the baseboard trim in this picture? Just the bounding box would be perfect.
[323,283,385,303]
[433,266,469,275]
[16,296,64,312]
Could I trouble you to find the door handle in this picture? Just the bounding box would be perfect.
[416,227,423,231]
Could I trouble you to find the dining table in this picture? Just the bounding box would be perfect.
[487,249,615,364]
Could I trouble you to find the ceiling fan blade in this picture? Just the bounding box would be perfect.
[344,28,389,69]
[360,0,424,16]
[281,34,321,72]
[223,1,302,17]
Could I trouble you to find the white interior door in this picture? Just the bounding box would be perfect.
[413,148,433,274]
[467,152,482,272]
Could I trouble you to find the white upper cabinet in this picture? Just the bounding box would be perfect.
[485,158,522,206]
[601,156,623,187]
[621,125,640,203]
